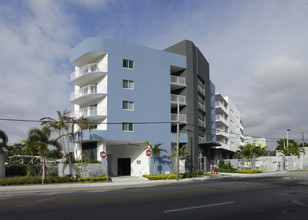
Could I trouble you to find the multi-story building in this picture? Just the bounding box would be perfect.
[215,94,244,159]
[69,38,218,176]
[244,136,267,148]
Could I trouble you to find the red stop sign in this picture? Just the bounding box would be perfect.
[100,151,107,158]
[146,149,152,157]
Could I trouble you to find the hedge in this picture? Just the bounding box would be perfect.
[236,169,263,174]
[79,176,111,182]
[0,175,74,186]
[143,174,184,180]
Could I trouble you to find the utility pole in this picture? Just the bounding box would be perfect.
[302,132,305,148]
[176,98,180,181]
[286,129,291,147]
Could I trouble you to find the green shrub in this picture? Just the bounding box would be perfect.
[79,176,110,182]
[217,168,237,173]
[0,175,74,186]
[194,170,204,176]
[143,174,184,180]
[236,169,263,174]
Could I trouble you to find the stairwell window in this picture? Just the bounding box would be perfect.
[123,101,134,111]
[122,122,134,132]
[123,59,134,69]
[123,80,134,90]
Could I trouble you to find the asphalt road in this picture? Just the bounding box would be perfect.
[1,172,308,220]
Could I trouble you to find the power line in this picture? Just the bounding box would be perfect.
[0,116,305,143]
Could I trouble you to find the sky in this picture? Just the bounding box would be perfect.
[0,0,307,149]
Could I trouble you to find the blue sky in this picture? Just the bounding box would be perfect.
[1,0,308,148]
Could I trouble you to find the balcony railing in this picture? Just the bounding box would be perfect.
[70,85,107,100]
[198,85,205,95]
[171,113,186,122]
[71,107,106,118]
[198,119,206,128]
[171,94,186,103]
[198,102,206,112]
[216,115,228,125]
[171,75,186,85]
[198,137,206,143]
[215,101,228,112]
[71,63,106,81]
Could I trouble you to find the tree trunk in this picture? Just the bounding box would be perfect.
[153,158,156,175]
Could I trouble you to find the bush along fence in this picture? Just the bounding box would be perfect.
[212,156,308,172]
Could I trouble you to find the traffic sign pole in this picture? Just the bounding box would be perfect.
[100,151,108,181]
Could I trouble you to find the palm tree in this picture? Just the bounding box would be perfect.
[28,127,61,183]
[0,129,8,177]
[21,139,39,176]
[74,116,90,162]
[167,145,189,173]
[144,141,168,175]
[41,110,72,161]
[236,143,267,170]
[275,139,305,157]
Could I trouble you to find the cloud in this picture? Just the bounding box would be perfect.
[238,56,308,147]
[72,0,113,10]
[0,0,75,144]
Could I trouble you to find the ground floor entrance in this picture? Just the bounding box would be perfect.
[117,158,131,176]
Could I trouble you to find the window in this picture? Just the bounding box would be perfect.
[123,59,134,69]
[122,122,134,132]
[90,124,97,130]
[123,101,134,111]
[123,80,134,90]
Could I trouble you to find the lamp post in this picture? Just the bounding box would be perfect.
[286,129,291,147]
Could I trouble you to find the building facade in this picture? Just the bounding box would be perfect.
[70,38,218,176]
[215,94,244,159]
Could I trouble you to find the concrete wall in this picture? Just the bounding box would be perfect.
[0,154,5,177]
[58,163,107,178]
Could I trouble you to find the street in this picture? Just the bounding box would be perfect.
[1,172,308,219]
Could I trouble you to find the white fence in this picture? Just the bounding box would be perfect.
[213,156,308,172]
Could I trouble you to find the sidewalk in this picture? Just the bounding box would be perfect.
[0,171,289,192]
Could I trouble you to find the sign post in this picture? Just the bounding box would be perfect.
[146,149,152,157]
[100,151,108,181]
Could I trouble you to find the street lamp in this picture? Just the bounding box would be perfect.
[286,129,291,146]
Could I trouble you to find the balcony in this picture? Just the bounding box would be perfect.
[171,75,186,90]
[198,85,205,96]
[171,113,187,123]
[215,101,228,114]
[71,63,107,86]
[198,119,206,128]
[71,106,107,120]
[216,115,228,126]
[171,94,187,107]
[198,136,206,143]
[216,129,229,138]
[70,85,107,105]
[198,102,206,112]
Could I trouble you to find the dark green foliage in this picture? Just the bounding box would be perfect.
[0,175,74,186]
[217,159,237,173]
[5,158,40,176]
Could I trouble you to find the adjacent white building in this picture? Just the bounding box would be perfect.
[215,94,244,158]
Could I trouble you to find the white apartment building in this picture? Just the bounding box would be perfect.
[215,94,244,158]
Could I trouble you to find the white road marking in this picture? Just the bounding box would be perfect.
[163,201,234,213]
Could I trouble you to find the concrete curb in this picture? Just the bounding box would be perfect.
[0,171,289,192]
